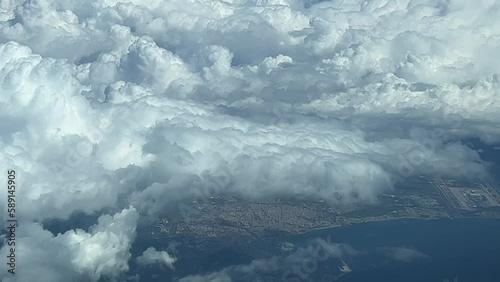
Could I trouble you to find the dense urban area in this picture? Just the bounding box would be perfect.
[152,177,500,240]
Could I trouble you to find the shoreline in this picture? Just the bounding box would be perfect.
[290,215,500,237]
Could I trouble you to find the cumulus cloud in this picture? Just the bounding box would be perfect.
[0,0,499,281]
[136,247,177,269]
[0,207,139,282]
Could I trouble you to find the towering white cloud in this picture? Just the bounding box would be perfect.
[0,207,139,282]
[0,0,499,281]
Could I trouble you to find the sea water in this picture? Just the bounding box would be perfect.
[289,218,500,282]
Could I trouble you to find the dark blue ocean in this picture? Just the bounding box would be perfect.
[288,218,500,282]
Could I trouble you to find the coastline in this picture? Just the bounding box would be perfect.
[292,216,442,237]
[291,215,500,237]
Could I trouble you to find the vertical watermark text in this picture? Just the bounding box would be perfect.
[6,169,17,275]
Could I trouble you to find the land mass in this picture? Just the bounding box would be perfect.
[139,177,500,281]
[151,177,500,242]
